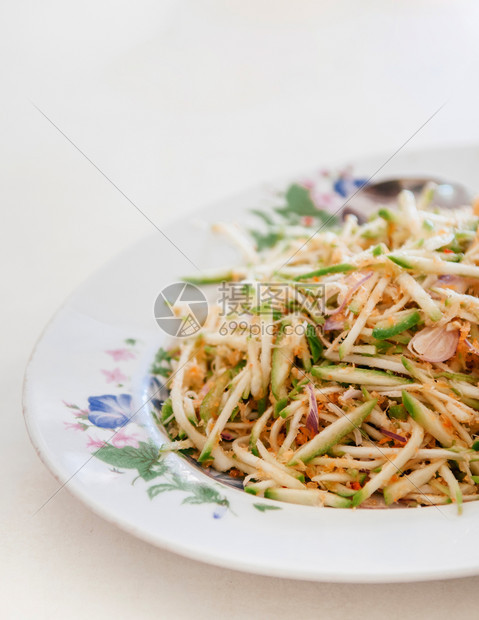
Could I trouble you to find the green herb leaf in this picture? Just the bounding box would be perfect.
[388,404,408,421]
[161,398,173,423]
[295,263,355,281]
[306,324,323,363]
[151,347,174,377]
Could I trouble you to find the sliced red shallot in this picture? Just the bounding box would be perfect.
[436,275,470,294]
[379,428,407,443]
[198,381,211,398]
[408,325,460,363]
[306,383,319,435]
[331,271,374,317]
[324,316,346,332]
[324,272,374,332]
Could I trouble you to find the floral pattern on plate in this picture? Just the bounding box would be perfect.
[62,338,233,515]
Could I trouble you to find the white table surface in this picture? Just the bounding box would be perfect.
[3,1,479,618]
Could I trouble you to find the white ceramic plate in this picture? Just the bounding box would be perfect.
[24,145,479,583]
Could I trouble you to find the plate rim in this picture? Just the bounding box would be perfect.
[23,144,479,583]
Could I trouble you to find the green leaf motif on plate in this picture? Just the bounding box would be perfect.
[94,441,168,481]
[276,184,322,219]
[148,472,230,509]
[253,503,282,512]
[249,183,339,250]
[94,441,230,511]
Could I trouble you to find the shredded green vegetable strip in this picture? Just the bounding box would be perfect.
[156,186,479,511]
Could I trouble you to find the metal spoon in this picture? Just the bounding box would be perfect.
[342,177,473,222]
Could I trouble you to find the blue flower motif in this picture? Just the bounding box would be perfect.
[333,176,368,198]
[88,394,132,429]
[213,504,229,519]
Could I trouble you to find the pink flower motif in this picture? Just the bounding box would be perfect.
[106,348,136,362]
[101,368,127,384]
[311,190,342,213]
[314,191,334,206]
[62,400,78,409]
[111,428,140,449]
[300,178,315,190]
[64,422,86,432]
[86,436,107,450]
[340,165,354,177]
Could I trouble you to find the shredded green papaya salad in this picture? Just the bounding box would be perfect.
[154,184,479,511]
